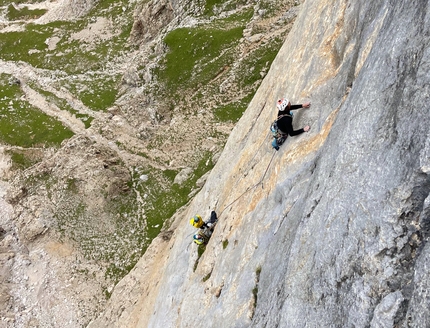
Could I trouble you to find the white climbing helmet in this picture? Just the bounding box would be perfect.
[277,98,289,111]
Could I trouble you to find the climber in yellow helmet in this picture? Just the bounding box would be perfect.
[190,211,218,245]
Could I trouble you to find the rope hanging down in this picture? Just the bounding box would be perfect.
[186,134,277,241]
[185,149,277,242]
[187,101,278,243]
[217,149,277,218]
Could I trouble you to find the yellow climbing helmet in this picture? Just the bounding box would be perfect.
[190,215,204,228]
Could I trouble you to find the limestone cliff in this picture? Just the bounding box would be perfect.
[90,0,430,327]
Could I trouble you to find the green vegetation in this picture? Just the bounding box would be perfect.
[5,148,43,170]
[222,239,229,249]
[214,5,253,26]
[0,0,134,76]
[0,0,291,288]
[7,151,33,170]
[203,0,248,17]
[0,0,133,148]
[0,20,131,74]
[7,4,46,20]
[0,74,74,147]
[203,0,226,16]
[193,243,207,272]
[36,87,94,128]
[213,36,283,122]
[78,76,119,111]
[155,6,284,123]
[66,177,79,193]
[214,94,253,122]
[142,151,215,242]
[43,151,215,283]
[155,6,253,99]
[61,75,120,111]
[236,37,283,89]
[103,287,112,300]
[157,26,243,95]
[0,0,45,5]
[0,0,140,283]
[257,0,279,18]
[202,270,212,282]
[0,25,51,64]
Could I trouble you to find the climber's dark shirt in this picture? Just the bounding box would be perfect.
[277,104,305,136]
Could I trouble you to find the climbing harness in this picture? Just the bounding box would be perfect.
[270,113,292,150]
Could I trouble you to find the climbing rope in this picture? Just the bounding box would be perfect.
[217,149,277,218]
[186,149,278,248]
[234,132,271,191]
[216,102,283,217]
[186,134,277,241]
[188,100,281,238]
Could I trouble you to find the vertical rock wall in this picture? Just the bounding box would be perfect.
[89,0,430,327]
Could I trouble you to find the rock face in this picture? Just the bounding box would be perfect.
[130,0,175,42]
[89,0,430,327]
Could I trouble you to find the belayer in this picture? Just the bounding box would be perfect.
[271,98,311,150]
[190,211,218,245]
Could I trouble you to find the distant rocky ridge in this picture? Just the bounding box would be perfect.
[89,0,430,327]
